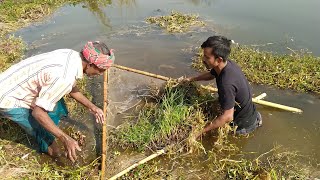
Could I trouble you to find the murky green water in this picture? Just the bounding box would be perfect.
[15,0,320,176]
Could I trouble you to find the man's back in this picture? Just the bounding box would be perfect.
[0,49,83,110]
[211,59,257,129]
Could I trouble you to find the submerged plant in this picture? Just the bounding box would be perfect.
[146,11,205,33]
[192,45,320,94]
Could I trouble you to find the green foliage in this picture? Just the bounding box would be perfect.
[112,82,217,152]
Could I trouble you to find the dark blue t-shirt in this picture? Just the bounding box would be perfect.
[210,60,257,129]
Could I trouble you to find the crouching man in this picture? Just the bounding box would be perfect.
[0,41,115,162]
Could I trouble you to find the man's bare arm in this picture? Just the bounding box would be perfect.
[32,106,81,162]
[202,108,234,134]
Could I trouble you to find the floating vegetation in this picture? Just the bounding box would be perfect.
[192,45,320,94]
[146,11,205,33]
[207,145,313,179]
[110,81,220,152]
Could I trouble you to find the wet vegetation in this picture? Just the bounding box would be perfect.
[110,82,316,179]
[192,45,320,94]
[110,81,219,152]
[146,11,205,33]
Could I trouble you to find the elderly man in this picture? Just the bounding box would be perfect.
[0,41,115,162]
[182,36,262,137]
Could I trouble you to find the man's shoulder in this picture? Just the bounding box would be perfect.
[51,49,79,56]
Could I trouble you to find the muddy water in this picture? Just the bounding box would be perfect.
[15,0,320,173]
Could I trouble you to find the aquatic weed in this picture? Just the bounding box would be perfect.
[146,11,205,33]
[192,45,320,94]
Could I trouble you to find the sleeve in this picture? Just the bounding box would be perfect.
[210,69,217,77]
[35,77,73,112]
[219,84,236,110]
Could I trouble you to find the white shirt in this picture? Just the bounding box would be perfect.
[0,49,83,111]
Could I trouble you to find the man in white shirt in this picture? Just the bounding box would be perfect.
[0,41,115,162]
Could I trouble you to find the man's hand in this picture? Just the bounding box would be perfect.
[177,76,192,84]
[89,105,105,124]
[61,135,81,162]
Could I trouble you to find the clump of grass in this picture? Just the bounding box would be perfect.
[192,45,320,94]
[111,81,219,152]
[146,11,205,33]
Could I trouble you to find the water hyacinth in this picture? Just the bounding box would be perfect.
[192,45,320,94]
[146,11,205,33]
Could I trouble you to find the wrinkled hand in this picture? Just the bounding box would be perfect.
[62,136,81,162]
[177,76,192,84]
[89,105,105,124]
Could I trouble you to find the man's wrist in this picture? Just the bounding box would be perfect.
[58,133,70,143]
[189,77,196,82]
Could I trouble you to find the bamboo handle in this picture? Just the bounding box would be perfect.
[253,93,267,100]
[113,64,170,81]
[112,64,303,113]
[108,149,165,180]
[252,98,303,113]
[101,70,108,180]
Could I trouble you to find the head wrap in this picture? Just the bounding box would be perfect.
[82,41,115,69]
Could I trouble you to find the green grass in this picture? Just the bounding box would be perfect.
[146,11,205,33]
[111,82,217,152]
[192,45,320,94]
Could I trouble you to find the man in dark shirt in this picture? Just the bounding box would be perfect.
[182,35,262,136]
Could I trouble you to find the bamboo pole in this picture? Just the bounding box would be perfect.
[252,98,303,113]
[101,70,108,180]
[253,93,267,100]
[113,64,303,113]
[113,64,170,81]
[108,149,166,180]
[199,85,302,113]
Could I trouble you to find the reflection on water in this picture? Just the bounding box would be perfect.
[82,0,112,28]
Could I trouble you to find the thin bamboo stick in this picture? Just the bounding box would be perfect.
[113,64,303,113]
[101,70,108,180]
[108,149,166,180]
[113,64,170,81]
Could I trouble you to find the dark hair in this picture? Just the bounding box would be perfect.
[201,36,232,62]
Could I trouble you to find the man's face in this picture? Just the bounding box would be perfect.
[85,64,106,77]
[202,47,220,69]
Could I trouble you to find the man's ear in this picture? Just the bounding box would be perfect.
[217,57,224,63]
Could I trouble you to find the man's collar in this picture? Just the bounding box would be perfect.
[76,53,84,79]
